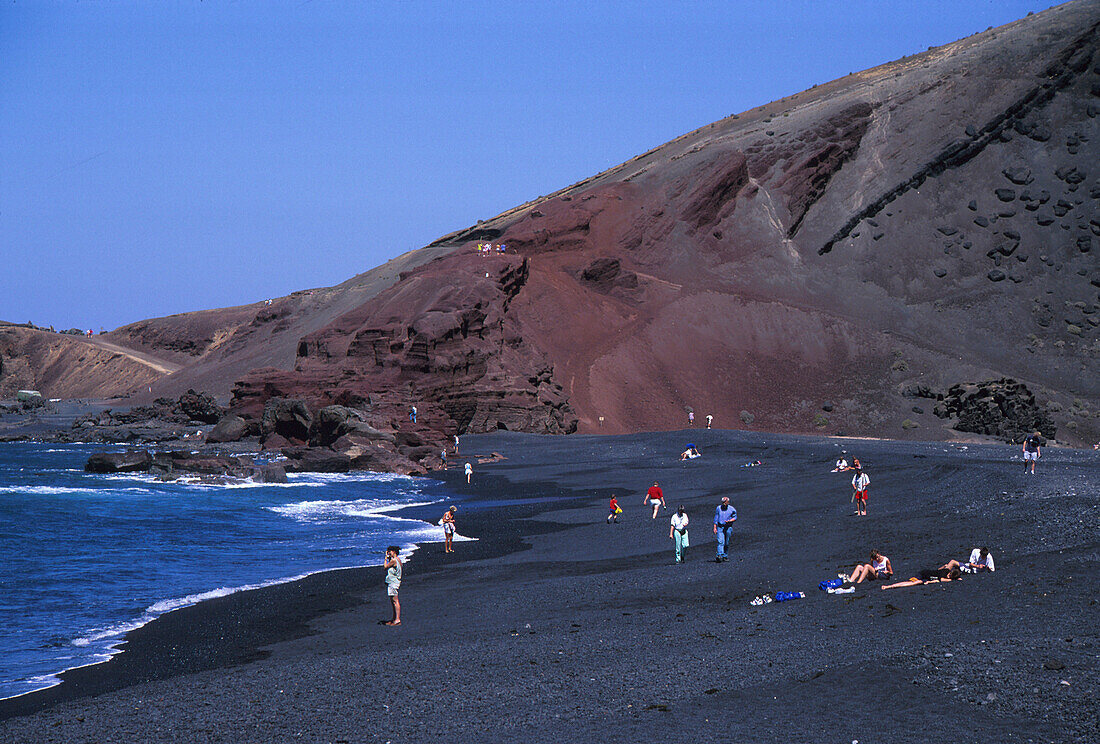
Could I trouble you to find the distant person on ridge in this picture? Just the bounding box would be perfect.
[713,496,737,563]
[1023,431,1041,474]
[645,481,666,518]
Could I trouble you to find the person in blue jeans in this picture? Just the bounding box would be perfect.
[713,495,737,562]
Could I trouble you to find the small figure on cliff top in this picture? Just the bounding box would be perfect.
[410,405,417,424]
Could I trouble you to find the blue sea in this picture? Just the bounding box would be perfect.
[0,442,460,700]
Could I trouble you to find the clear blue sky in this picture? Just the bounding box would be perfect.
[1,0,1053,331]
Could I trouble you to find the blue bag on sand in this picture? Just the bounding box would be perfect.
[775,591,806,602]
[819,578,844,591]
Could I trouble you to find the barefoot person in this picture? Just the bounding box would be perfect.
[383,546,402,625]
[441,506,457,553]
[1023,431,1041,474]
[607,495,621,524]
[669,505,689,563]
[881,564,962,589]
[713,496,737,563]
[848,549,893,583]
[941,547,995,574]
[851,465,870,516]
[645,481,666,518]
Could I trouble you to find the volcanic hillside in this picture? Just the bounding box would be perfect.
[15,0,1100,446]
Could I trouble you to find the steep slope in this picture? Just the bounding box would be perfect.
[232,0,1100,444]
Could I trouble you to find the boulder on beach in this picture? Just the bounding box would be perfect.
[206,414,250,443]
[261,398,312,444]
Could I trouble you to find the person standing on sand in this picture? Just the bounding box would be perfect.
[441,506,457,552]
[383,546,402,625]
[713,496,737,562]
[464,462,473,484]
[645,481,666,518]
[440,449,447,469]
[607,495,621,524]
[1023,431,1041,474]
[454,434,460,454]
[669,505,689,563]
[851,465,870,516]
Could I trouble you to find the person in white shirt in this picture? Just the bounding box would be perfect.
[942,547,995,574]
[669,506,689,563]
[851,466,870,516]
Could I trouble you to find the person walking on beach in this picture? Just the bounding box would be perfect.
[1023,431,1041,474]
[440,449,447,469]
[607,495,621,524]
[851,464,870,516]
[705,414,713,429]
[669,505,689,563]
[464,461,473,484]
[645,481,666,518]
[441,506,457,552]
[713,496,737,562]
[453,434,460,454]
[383,546,402,625]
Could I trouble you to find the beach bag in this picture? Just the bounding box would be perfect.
[614,506,623,514]
[774,591,805,602]
[819,578,844,591]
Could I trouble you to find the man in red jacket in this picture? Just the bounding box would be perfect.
[645,481,666,519]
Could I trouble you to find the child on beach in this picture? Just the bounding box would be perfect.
[441,506,457,553]
[383,546,402,625]
[669,506,689,563]
[645,481,666,518]
[846,549,893,583]
[607,495,621,524]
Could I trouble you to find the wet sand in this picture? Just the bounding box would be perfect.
[1,429,1096,743]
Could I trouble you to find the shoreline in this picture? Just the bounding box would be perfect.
[1,429,1096,742]
[0,453,595,720]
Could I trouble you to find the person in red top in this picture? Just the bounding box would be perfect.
[607,495,621,524]
[645,481,666,519]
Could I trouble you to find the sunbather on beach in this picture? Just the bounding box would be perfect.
[848,549,893,583]
[645,481,666,518]
[679,445,701,461]
[880,565,962,589]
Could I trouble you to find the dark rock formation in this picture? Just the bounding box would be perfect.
[260,398,312,445]
[281,447,352,473]
[933,378,1055,442]
[85,449,153,473]
[206,414,249,443]
[178,389,222,424]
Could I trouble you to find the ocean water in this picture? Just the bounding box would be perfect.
[0,442,461,700]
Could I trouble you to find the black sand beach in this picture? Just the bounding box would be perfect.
[1,430,1097,743]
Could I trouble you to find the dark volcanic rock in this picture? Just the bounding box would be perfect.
[281,447,352,473]
[177,389,222,424]
[934,378,1055,442]
[206,414,249,443]
[261,398,312,444]
[308,405,394,447]
[85,449,153,473]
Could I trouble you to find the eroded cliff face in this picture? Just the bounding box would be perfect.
[230,254,576,437]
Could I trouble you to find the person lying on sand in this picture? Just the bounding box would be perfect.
[880,565,962,589]
[679,445,701,461]
[847,549,893,583]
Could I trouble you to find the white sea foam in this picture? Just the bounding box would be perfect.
[267,498,436,522]
[0,485,153,496]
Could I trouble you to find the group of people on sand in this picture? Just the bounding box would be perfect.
[843,547,994,590]
[686,411,714,428]
[608,481,739,565]
[833,456,871,516]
